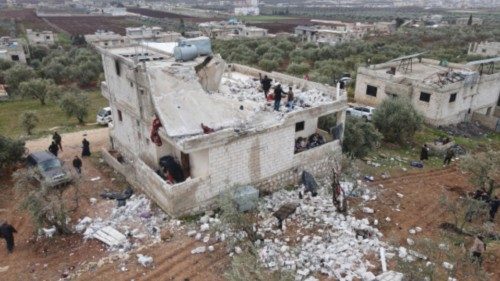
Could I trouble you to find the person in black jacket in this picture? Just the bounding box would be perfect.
[81,138,91,157]
[260,73,272,99]
[273,84,284,111]
[48,141,59,157]
[52,131,62,151]
[72,156,82,174]
[0,222,17,253]
[420,144,429,161]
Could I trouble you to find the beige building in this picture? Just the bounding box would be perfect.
[199,20,267,39]
[469,41,500,57]
[295,20,376,45]
[85,30,129,48]
[97,41,347,216]
[354,56,500,126]
[26,29,56,45]
[0,37,27,63]
[125,26,181,44]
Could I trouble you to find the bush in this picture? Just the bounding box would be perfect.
[0,135,25,170]
[460,150,499,196]
[3,64,37,93]
[343,117,382,158]
[59,92,90,124]
[18,78,60,105]
[372,98,423,144]
[286,62,310,75]
[20,111,39,135]
[258,59,279,72]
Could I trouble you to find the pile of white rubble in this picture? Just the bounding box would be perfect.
[74,194,177,251]
[186,183,408,280]
[218,74,333,110]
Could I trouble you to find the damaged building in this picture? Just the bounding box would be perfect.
[199,19,268,39]
[0,36,27,63]
[85,27,182,48]
[354,54,500,125]
[26,29,56,45]
[97,39,347,217]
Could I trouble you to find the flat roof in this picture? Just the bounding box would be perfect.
[370,61,475,81]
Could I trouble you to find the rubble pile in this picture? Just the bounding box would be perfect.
[255,188,385,280]
[218,74,334,110]
[75,194,174,250]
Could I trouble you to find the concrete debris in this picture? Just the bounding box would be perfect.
[415,227,422,233]
[191,246,206,254]
[90,177,101,181]
[375,270,404,281]
[409,229,416,234]
[200,223,210,232]
[137,254,153,267]
[208,245,215,252]
[438,243,448,250]
[398,247,408,259]
[406,238,415,246]
[41,226,57,238]
[442,262,454,270]
[0,266,9,273]
[187,230,197,237]
[396,193,404,198]
[385,217,391,222]
[76,194,171,251]
[89,198,97,205]
[363,207,375,214]
[234,246,242,254]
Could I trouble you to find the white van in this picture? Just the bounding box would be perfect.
[96,107,112,125]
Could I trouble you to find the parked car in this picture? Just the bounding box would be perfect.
[26,151,72,187]
[96,107,112,125]
[346,105,376,121]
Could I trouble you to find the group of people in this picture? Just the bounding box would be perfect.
[260,74,295,111]
[419,143,456,166]
[295,133,326,153]
[47,131,91,175]
[470,187,500,222]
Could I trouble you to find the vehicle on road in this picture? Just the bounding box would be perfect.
[346,105,376,121]
[96,107,112,125]
[26,151,72,187]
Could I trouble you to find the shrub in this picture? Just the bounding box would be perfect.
[59,92,90,124]
[20,111,39,135]
[343,117,382,158]
[286,62,310,75]
[258,59,279,72]
[372,98,423,144]
[3,64,37,93]
[460,150,499,196]
[18,78,60,105]
[0,135,25,170]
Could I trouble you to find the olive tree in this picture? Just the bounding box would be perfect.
[372,97,423,144]
[59,92,90,124]
[0,135,25,171]
[343,117,382,158]
[18,78,60,105]
[20,111,39,135]
[460,150,499,196]
[3,64,37,93]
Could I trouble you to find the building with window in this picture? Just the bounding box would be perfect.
[97,40,347,216]
[199,19,267,39]
[469,41,500,57]
[26,29,56,45]
[0,36,27,64]
[354,56,500,125]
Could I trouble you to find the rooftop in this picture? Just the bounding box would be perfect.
[102,42,344,142]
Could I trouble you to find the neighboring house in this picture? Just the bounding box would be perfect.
[199,19,267,39]
[0,37,27,63]
[295,20,375,45]
[469,41,500,57]
[234,0,260,16]
[354,55,500,126]
[85,30,129,48]
[26,29,56,45]
[97,40,347,216]
[125,26,181,44]
[456,17,483,26]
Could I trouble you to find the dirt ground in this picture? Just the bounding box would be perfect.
[1,128,498,281]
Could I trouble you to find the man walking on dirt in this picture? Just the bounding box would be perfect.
[52,131,62,151]
[420,144,429,161]
[443,148,455,166]
[72,156,82,174]
[0,221,17,253]
[470,235,485,266]
[48,141,59,157]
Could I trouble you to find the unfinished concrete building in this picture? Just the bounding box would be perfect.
[295,20,374,45]
[125,26,181,44]
[0,37,27,63]
[199,19,268,39]
[26,29,56,45]
[469,41,500,57]
[85,30,129,48]
[354,54,500,126]
[98,41,347,216]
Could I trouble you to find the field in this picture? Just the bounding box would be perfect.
[0,91,108,139]
[0,8,142,37]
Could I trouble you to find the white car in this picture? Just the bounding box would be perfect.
[96,107,112,125]
[346,106,376,121]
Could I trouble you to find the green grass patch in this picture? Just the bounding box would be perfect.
[0,90,108,139]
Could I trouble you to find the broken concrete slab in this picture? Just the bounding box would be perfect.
[92,226,127,247]
[375,271,404,281]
